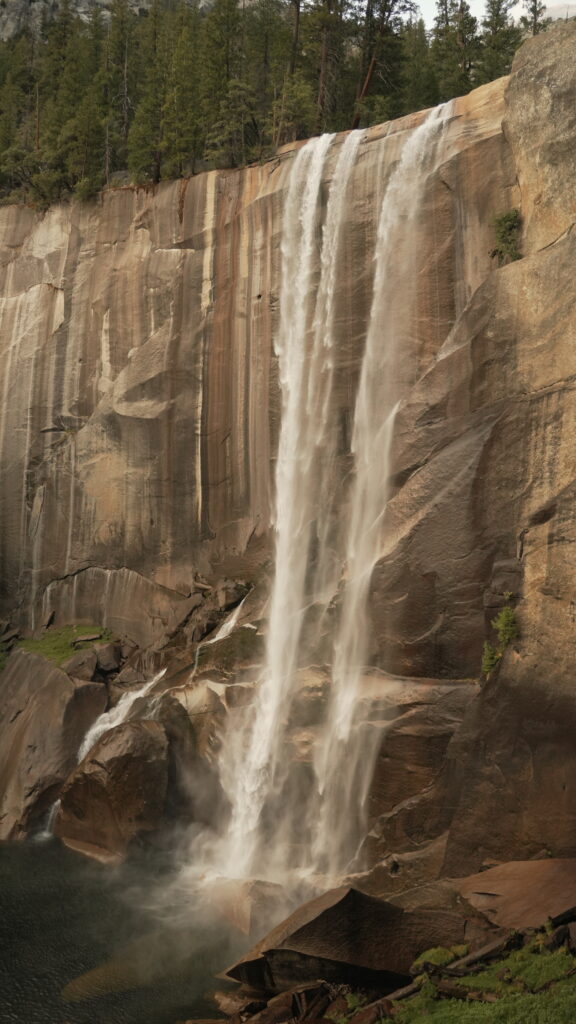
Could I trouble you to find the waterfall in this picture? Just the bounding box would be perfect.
[77,669,166,762]
[35,798,62,842]
[312,104,451,877]
[201,106,451,891]
[218,130,364,881]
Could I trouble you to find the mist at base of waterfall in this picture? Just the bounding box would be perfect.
[0,840,244,1024]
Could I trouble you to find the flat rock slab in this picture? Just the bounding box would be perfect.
[457,859,576,930]
[225,886,466,992]
[72,633,102,645]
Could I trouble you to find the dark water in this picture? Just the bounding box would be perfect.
[0,840,240,1024]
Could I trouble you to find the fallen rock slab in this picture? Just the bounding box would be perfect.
[225,886,467,994]
[457,858,576,930]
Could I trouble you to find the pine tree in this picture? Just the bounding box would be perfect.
[431,0,479,101]
[476,0,522,84]
[128,0,171,183]
[103,0,139,174]
[244,0,292,126]
[207,79,260,167]
[201,0,242,114]
[520,0,551,35]
[400,18,439,115]
[268,70,316,146]
[351,0,414,128]
[162,1,204,177]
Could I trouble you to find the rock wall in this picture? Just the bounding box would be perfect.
[1,23,576,873]
[0,75,510,664]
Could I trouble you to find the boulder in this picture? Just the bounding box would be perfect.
[94,641,122,673]
[150,692,227,827]
[61,648,98,681]
[204,878,288,937]
[225,886,467,994]
[0,649,107,838]
[55,720,168,861]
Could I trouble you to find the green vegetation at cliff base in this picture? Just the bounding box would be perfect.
[18,625,113,666]
[394,939,576,1023]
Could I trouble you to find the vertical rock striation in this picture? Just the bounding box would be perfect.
[0,79,509,662]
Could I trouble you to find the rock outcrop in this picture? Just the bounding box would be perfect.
[0,649,107,838]
[0,1,150,41]
[55,719,169,861]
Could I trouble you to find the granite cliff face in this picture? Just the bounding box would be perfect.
[0,75,511,659]
[1,25,576,876]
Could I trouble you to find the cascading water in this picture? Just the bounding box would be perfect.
[217,130,364,882]
[312,104,452,877]
[195,106,452,894]
[77,668,166,762]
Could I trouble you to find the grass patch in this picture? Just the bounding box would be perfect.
[395,940,576,1023]
[395,977,576,1022]
[456,942,573,995]
[412,946,468,973]
[18,625,113,666]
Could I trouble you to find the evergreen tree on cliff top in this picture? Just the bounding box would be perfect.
[127,0,169,182]
[0,0,552,200]
[431,0,479,101]
[476,0,522,83]
[520,0,552,35]
[400,17,439,115]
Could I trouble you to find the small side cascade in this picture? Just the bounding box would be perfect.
[77,668,167,762]
[35,799,62,842]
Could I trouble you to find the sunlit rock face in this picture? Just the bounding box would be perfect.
[0,76,510,662]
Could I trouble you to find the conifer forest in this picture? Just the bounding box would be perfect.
[0,0,550,206]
